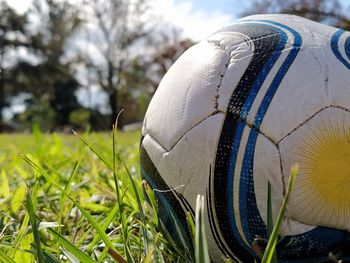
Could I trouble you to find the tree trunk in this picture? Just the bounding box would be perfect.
[109,88,118,128]
[0,51,4,132]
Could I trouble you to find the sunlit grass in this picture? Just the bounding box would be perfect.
[0,129,183,262]
[262,165,298,263]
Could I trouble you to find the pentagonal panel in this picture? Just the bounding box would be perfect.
[279,106,350,231]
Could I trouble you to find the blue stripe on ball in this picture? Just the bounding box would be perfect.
[331,29,350,69]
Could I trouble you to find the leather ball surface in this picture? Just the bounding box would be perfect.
[140,14,350,262]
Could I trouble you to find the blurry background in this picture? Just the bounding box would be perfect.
[0,0,349,132]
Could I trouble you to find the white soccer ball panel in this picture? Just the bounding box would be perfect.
[259,46,332,142]
[329,66,350,109]
[143,113,225,201]
[253,133,283,225]
[279,106,350,231]
[280,217,315,236]
[142,41,227,151]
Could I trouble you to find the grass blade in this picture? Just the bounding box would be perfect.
[262,165,299,263]
[11,184,26,214]
[142,181,159,226]
[58,148,88,252]
[121,161,149,252]
[0,249,16,263]
[22,155,64,192]
[73,131,113,170]
[69,199,126,262]
[112,119,129,262]
[113,112,148,260]
[86,201,119,252]
[48,228,95,263]
[267,182,273,238]
[0,169,10,199]
[26,186,45,263]
[42,250,61,263]
[141,246,154,263]
[186,211,195,246]
[8,212,30,258]
[195,195,210,263]
[266,182,277,263]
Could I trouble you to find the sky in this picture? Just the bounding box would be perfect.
[153,0,239,40]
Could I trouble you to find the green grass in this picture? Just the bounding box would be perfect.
[262,165,298,263]
[0,130,185,262]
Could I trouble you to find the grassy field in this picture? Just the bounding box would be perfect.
[0,129,187,263]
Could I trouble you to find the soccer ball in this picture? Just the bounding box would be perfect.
[140,14,350,262]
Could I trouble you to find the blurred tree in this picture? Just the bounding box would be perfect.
[0,1,29,130]
[0,0,194,131]
[14,94,56,132]
[81,0,150,128]
[144,31,194,92]
[241,0,350,30]
[10,0,83,131]
[117,58,149,125]
[116,32,194,125]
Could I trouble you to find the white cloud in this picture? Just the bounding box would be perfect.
[151,0,237,41]
[5,0,32,14]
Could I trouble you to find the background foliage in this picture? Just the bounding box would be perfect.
[0,0,193,132]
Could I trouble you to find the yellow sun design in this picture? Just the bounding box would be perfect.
[295,118,350,229]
